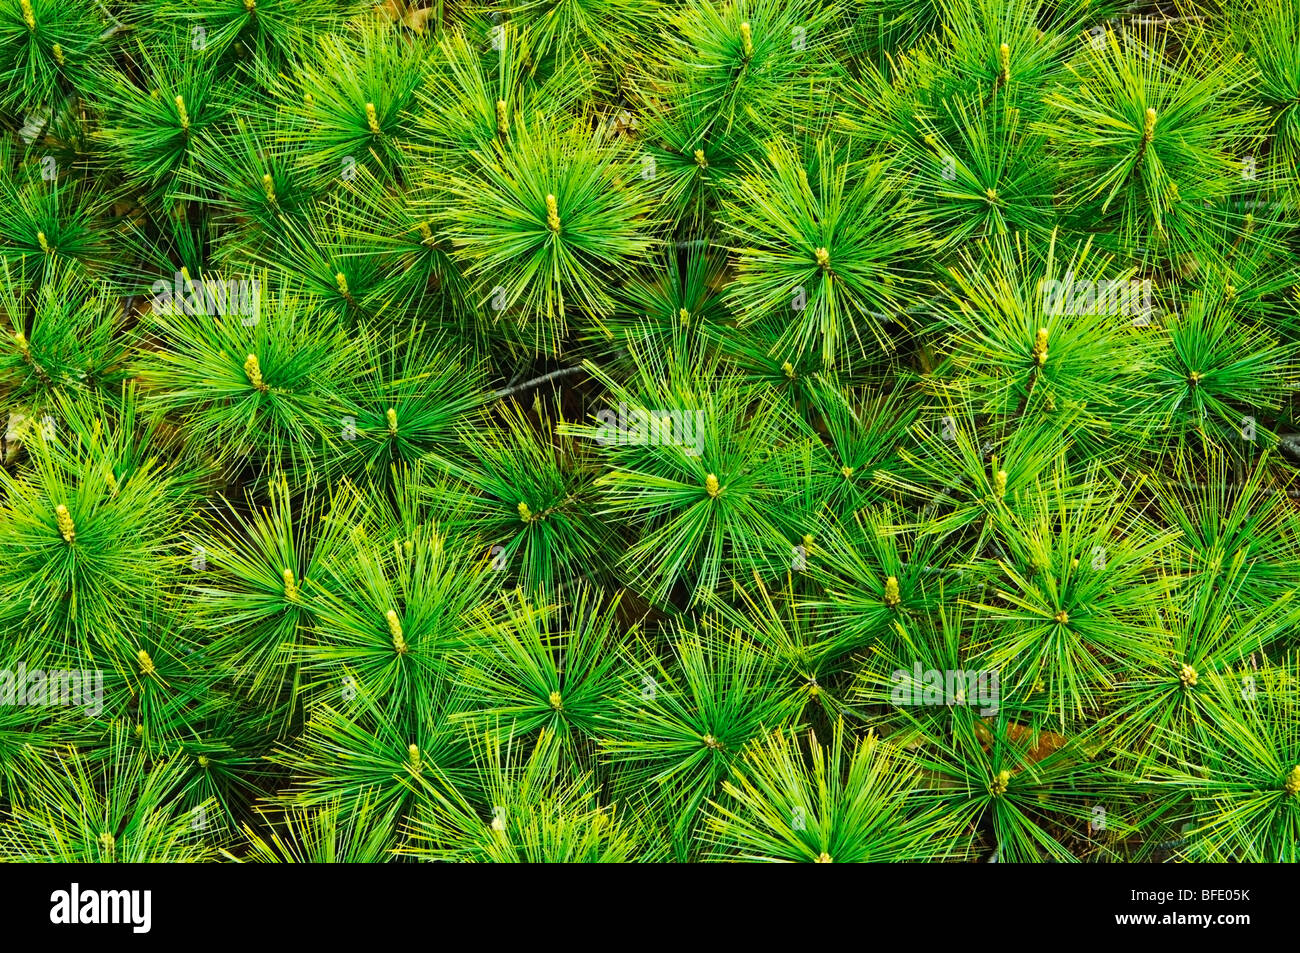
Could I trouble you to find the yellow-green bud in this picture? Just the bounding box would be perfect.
[387,609,408,654]
[55,504,75,543]
[244,353,267,392]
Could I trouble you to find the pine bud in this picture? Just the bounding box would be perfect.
[703,733,722,749]
[782,360,795,379]
[37,231,50,254]
[549,689,563,710]
[1143,107,1156,143]
[999,43,1010,82]
[884,575,900,607]
[990,769,1011,797]
[20,0,34,29]
[418,221,433,244]
[386,407,398,435]
[1285,765,1300,797]
[1179,663,1197,688]
[244,353,267,392]
[13,329,28,355]
[407,743,421,775]
[496,98,508,136]
[99,832,115,855]
[244,0,256,10]
[387,609,408,654]
[546,193,561,232]
[1054,609,1069,625]
[994,469,1007,499]
[815,852,833,863]
[335,272,350,300]
[365,102,381,135]
[1032,327,1049,365]
[282,567,299,601]
[815,247,830,270]
[693,149,708,169]
[518,501,534,522]
[175,95,189,131]
[705,473,721,497]
[137,648,156,676]
[55,504,75,543]
[52,43,64,65]
[261,173,277,204]
[679,307,690,325]
[740,21,753,58]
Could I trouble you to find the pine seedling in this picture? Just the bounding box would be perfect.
[90,33,236,205]
[892,697,1116,862]
[1042,25,1267,264]
[491,0,660,79]
[138,280,357,483]
[930,232,1150,450]
[807,505,960,660]
[794,383,920,521]
[872,402,1077,552]
[903,95,1058,250]
[329,325,485,487]
[431,398,609,597]
[1151,450,1300,617]
[1132,284,1295,459]
[970,462,1179,729]
[654,0,842,139]
[1102,552,1299,769]
[1228,0,1300,169]
[719,138,921,367]
[274,22,427,183]
[223,793,401,863]
[304,511,496,716]
[587,247,729,371]
[455,586,631,763]
[269,684,473,830]
[146,0,370,67]
[439,113,657,355]
[413,25,595,171]
[1148,659,1300,862]
[189,473,359,717]
[403,726,655,862]
[600,626,804,853]
[181,115,319,261]
[561,347,802,607]
[0,0,107,116]
[705,721,962,862]
[0,728,221,862]
[704,574,851,720]
[0,140,117,276]
[0,258,132,411]
[0,394,190,663]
